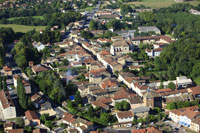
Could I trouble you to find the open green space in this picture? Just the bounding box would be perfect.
[128,0,200,8]
[7,16,44,21]
[0,24,46,33]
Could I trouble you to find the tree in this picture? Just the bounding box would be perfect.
[59,48,65,54]
[167,82,176,90]
[40,113,49,123]
[106,19,121,31]
[15,118,24,128]
[80,30,93,39]
[45,120,53,129]
[0,76,2,90]
[166,102,176,110]
[120,4,132,15]
[89,20,98,30]
[159,82,164,89]
[17,77,28,110]
[74,91,82,105]
[100,112,111,125]
[115,101,130,111]
[87,105,95,118]
[3,76,7,91]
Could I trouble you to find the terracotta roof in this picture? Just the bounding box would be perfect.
[25,110,39,121]
[117,111,133,119]
[101,78,118,89]
[0,90,15,109]
[63,112,76,123]
[160,89,188,96]
[132,36,159,41]
[134,82,148,90]
[8,129,24,133]
[99,50,111,56]
[188,86,200,95]
[132,129,146,133]
[170,106,199,117]
[159,35,173,43]
[192,117,200,126]
[32,64,49,73]
[79,125,87,131]
[154,48,163,52]
[92,101,109,110]
[33,129,47,133]
[112,40,130,47]
[112,88,132,100]
[97,97,112,104]
[128,97,143,104]
[3,66,12,71]
[156,88,172,93]
[146,127,162,133]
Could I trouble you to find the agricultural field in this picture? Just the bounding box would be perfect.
[0,24,46,33]
[128,0,200,8]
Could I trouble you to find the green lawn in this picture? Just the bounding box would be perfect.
[0,24,46,33]
[128,0,200,8]
[7,16,44,21]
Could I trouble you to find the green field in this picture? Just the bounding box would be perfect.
[128,0,200,8]
[0,24,46,33]
[7,16,44,21]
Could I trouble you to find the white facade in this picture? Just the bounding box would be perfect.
[0,102,16,119]
[116,114,134,123]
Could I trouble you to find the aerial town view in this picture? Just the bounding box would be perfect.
[0,0,200,132]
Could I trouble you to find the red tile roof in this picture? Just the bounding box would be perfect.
[0,90,15,109]
[8,129,23,133]
[132,129,146,133]
[117,111,133,119]
[25,110,39,121]
[63,112,76,123]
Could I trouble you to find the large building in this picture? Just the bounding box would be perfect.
[110,40,132,56]
[0,90,16,119]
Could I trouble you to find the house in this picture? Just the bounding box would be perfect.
[13,75,32,94]
[111,88,136,105]
[0,90,16,119]
[91,101,109,111]
[132,106,150,118]
[155,76,193,89]
[3,66,12,76]
[116,111,134,124]
[187,86,200,98]
[32,42,45,52]
[110,40,132,56]
[25,110,40,126]
[100,78,119,89]
[145,48,163,57]
[8,129,24,133]
[138,26,161,35]
[132,127,162,133]
[89,68,107,84]
[32,64,50,74]
[190,117,200,132]
[4,122,15,132]
[169,106,200,127]
[190,9,200,15]
[143,89,162,108]
[114,30,135,39]
[63,112,76,126]
[132,36,159,45]
[128,97,144,109]
[71,118,94,132]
